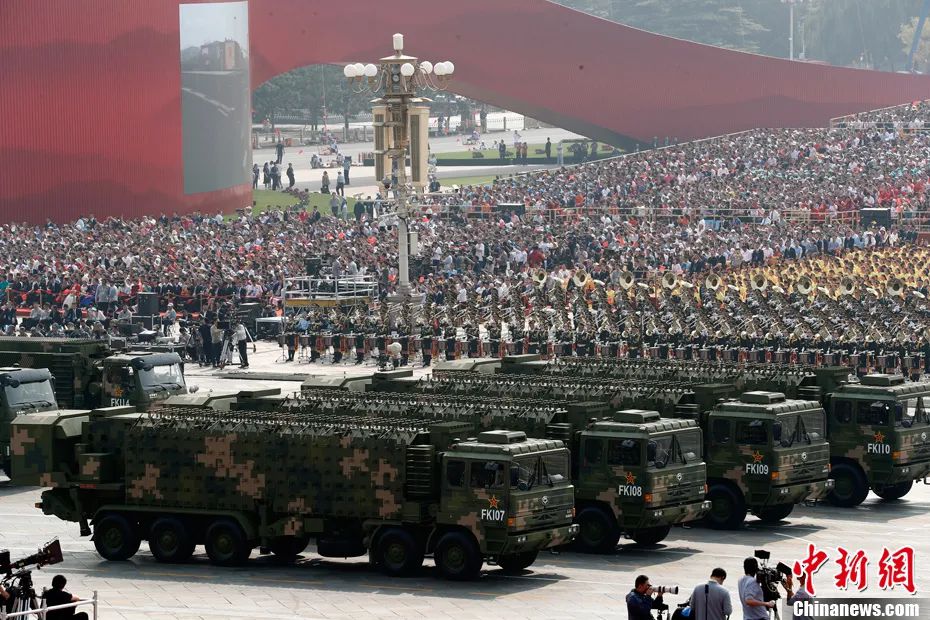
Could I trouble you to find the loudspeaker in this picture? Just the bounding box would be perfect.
[136,292,159,329]
[860,208,891,229]
[305,256,322,277]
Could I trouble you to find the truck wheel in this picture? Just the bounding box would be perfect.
[497,551,538,574]
[93,514,141,561]
[757,504,794,523]
[205,519,251,566]
[630,526,671,546]
[873,480,913,501]
[149,517,195,563]
[269,535,310,562]
[827,463,869,507]
[376,528,424,577]
[704,484,747,530]
[434,531,482,581]
[573,506,620,553]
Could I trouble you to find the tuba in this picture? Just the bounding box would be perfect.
[705,273,721,291]
[887,278,904,298]
[661,272,678,290]
[532,269,548,287]
[750,273,768,291]
[839,277,856,296]
[796,276,814,296]
[572,269,589,288]
[618,270,635,290]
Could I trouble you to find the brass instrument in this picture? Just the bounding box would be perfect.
[887,278,905,298]
[705,274,721,291]
[750,273,768,292]
[839,277,856,296]
[619,270,635,290]
[572,270,588,288]
[532,269,548,287]
[796,276,814,296]
[661,272,678,290]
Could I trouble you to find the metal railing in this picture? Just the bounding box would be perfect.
[282,274,378,308]
[0,591,98,620]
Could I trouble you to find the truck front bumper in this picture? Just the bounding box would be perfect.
[765,478,834,507]
[500,523,579,554]
[626,499,711,529]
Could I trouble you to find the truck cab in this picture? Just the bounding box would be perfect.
[699,391,833,529]
[438,430,578,576]
[823,374,930,506]
[1,368,61,475]
[99,352,187,409]
[571,410,708,551]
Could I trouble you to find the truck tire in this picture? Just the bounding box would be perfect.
[757,504,794,523]
[93,514,141,561]
[629,526,671,546]
[149,517,195,563]
[704,484,747,530]
[269,535,310,562]
[376,528,424,577]
[573,506,621,553]
[205,519,251,566]
[873,480,913,501]
[827,463,869,507]
[497,551,538,574]
[434,531,482,581]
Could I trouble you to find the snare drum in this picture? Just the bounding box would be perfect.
[322,334,333,348]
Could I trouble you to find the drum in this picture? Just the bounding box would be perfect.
[647,346,659,359]
[299,334,310,348]
[774,350,788,364]
[322,334,333,348]
[698,348,710,361]
[822,352,837,366]
[848,353,860,369]
[366,336,376,354]
[903,355,916,370]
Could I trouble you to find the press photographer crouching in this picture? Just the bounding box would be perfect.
[43,575,87,620]
[626,574,679,620]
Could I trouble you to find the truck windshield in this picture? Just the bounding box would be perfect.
[648,429,702,469]
[511,451,569,490]
[896,397,930,428]
[4,381,57,409]
[775,411,825,447]
[137,364,185,390]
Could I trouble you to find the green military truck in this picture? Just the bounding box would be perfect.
[676,391,833,528]
[1,367,60,476]
[273,388,709,551]
[821,374,930,506]
[12,406,577,580]
[0,338,187,409]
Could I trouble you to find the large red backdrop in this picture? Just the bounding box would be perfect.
[2,0,930,223]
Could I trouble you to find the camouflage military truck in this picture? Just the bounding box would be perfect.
[0,367,61,476]
[680,391,833,529]
[273,388,709,551]
[12,406,577,580]
[821,374,930,506]
[0,338,187,409]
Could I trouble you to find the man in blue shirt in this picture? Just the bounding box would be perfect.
[626,574,664,620]
[739,557,776,619]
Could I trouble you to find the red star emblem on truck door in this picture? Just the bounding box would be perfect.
[112,386,124,398]
[488,495,500,509]
[874,431,885,443]
[625,471,636,485]
[752,451,764,463]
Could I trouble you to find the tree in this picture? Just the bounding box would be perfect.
[899,16,930,72]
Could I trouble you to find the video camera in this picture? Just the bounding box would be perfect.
[1,539,63,581]
[754,549,792,602]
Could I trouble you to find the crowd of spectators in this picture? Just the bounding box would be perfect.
[0,102,928,333]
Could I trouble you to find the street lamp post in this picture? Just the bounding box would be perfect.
[781,0,804,61]
[344,34,455,305]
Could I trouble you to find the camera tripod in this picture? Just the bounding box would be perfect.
[3,569,38,619]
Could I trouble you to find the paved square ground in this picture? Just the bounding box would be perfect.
[2,482,928,619]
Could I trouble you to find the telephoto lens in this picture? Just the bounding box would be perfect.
[654,586,679,595]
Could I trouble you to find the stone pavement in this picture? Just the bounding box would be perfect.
[2,471,929,618]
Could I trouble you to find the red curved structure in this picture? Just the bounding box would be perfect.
[2,0,930,223]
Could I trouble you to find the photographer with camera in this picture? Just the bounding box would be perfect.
[785,574,813,620]
[740,557,777,618]
[43,575,87,620]
[685,567,731,620]
[626,575,667,620]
